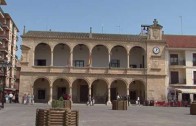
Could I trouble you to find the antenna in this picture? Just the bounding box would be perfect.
[179,16,183,35]
[116,25,120,33]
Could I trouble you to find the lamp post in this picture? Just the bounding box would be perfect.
[0,61,12,109]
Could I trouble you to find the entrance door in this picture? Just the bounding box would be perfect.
[57,87,66,99]
[111,88,117,101]
[80,85,88,103]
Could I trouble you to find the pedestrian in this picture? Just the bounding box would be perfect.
[5,93,9,103]
[91,96,95,106]
[137,96,140,105]
[27,94,31,104]
[87,95,91,106]
[23,94,27,104]
[8,92,13,103]
[116,93,120,100]
[31,94,34,104]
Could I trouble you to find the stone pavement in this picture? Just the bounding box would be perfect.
[0,103,195,126]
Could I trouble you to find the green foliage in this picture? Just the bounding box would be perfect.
[59,96,64,101]
[52,100,64,108]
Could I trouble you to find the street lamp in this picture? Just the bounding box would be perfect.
[0,61,12,109]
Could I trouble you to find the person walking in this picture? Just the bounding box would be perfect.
[8,92,13,103]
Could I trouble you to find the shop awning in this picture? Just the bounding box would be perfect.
[176,88,196,94]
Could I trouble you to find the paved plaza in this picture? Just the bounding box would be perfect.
[0,103,196,126]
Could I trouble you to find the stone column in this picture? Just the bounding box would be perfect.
[190,94,194,103]
[69,86,73,103]
[89,85,91,96]
[127,53,129,68]
[70,51,73,67]
[33,51,35,66]
[48,86,53,105]
[51,51,53,66]
[178,93,182,101]
[109,53,111,67]
[107,88,111,105]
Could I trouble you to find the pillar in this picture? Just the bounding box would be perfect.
[70,51,73,67]
[190,94,194,103]
[51,51,53,66]
[127,53,129,68]
[108,53,111,68]
[48,86,53,105]
[107,88,111,105]
[178,93,182,101]
[69,87,73,103]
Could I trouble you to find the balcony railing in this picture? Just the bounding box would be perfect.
[170,60,185,65]
[170,79,186,85]
[29,66,147,75]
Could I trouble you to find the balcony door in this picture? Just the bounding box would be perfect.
[171,71,179,84]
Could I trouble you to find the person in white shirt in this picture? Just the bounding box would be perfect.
[9,92,13,103]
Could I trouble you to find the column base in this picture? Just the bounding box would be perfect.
[48,100,52,105]
[106,101,112,106]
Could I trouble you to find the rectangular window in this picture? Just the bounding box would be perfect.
[193,53,196,66]
[194,71,196,84]
[110,59,120,68]
[170,71,179,84]
[74,60,84,67]
[37,59,46,66]
[38,89,45,99]
[170,54,178,65]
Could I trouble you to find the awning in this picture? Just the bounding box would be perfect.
[176,88,196,94]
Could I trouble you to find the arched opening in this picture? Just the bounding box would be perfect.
[129,46,146,68]
[53,44,70,66]
[110,80,126,101]
[110,46,127,68]
[73,44,89,67]
[91,79,108,104]
[52,78,69,100]
[129,80,145,104]
[72,79,89,103]
[34,43,51,66]
[92,45,108,67]
[33,78,50,103]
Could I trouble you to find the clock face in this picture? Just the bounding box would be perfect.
[153,47,160,54]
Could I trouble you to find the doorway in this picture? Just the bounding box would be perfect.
[57,87,66,99]
[80,85,88,103]
[111,88,117,101]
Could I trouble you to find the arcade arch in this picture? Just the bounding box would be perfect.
[34,43,51,66]
[33,78,50,103]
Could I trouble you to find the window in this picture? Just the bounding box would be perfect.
[74,60,84,67]
[170,71,179,84]
[194,71,196,84]
[38,89,45,99]
[193,53,196,66]
[37,59,46,66]
[170,54,178,65]
[110,59,120,68]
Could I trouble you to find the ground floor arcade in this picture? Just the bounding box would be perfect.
[32,77,146,105]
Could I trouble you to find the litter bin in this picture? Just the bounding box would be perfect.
[190,101,196,115]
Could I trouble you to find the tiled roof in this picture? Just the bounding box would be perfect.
[164,35,196,48]
[22,31,146,42]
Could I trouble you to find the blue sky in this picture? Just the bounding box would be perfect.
[2,0,196,57]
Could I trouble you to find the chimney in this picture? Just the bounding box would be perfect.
[89,27,92,38]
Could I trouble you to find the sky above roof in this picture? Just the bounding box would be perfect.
[2,0,196,57]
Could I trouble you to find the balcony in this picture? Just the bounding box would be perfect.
[28,66,147,75]
[170,79,186,85]
[170,60,185,66]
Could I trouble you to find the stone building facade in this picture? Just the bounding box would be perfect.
[20,19,167,104]
[0,0,19,100]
